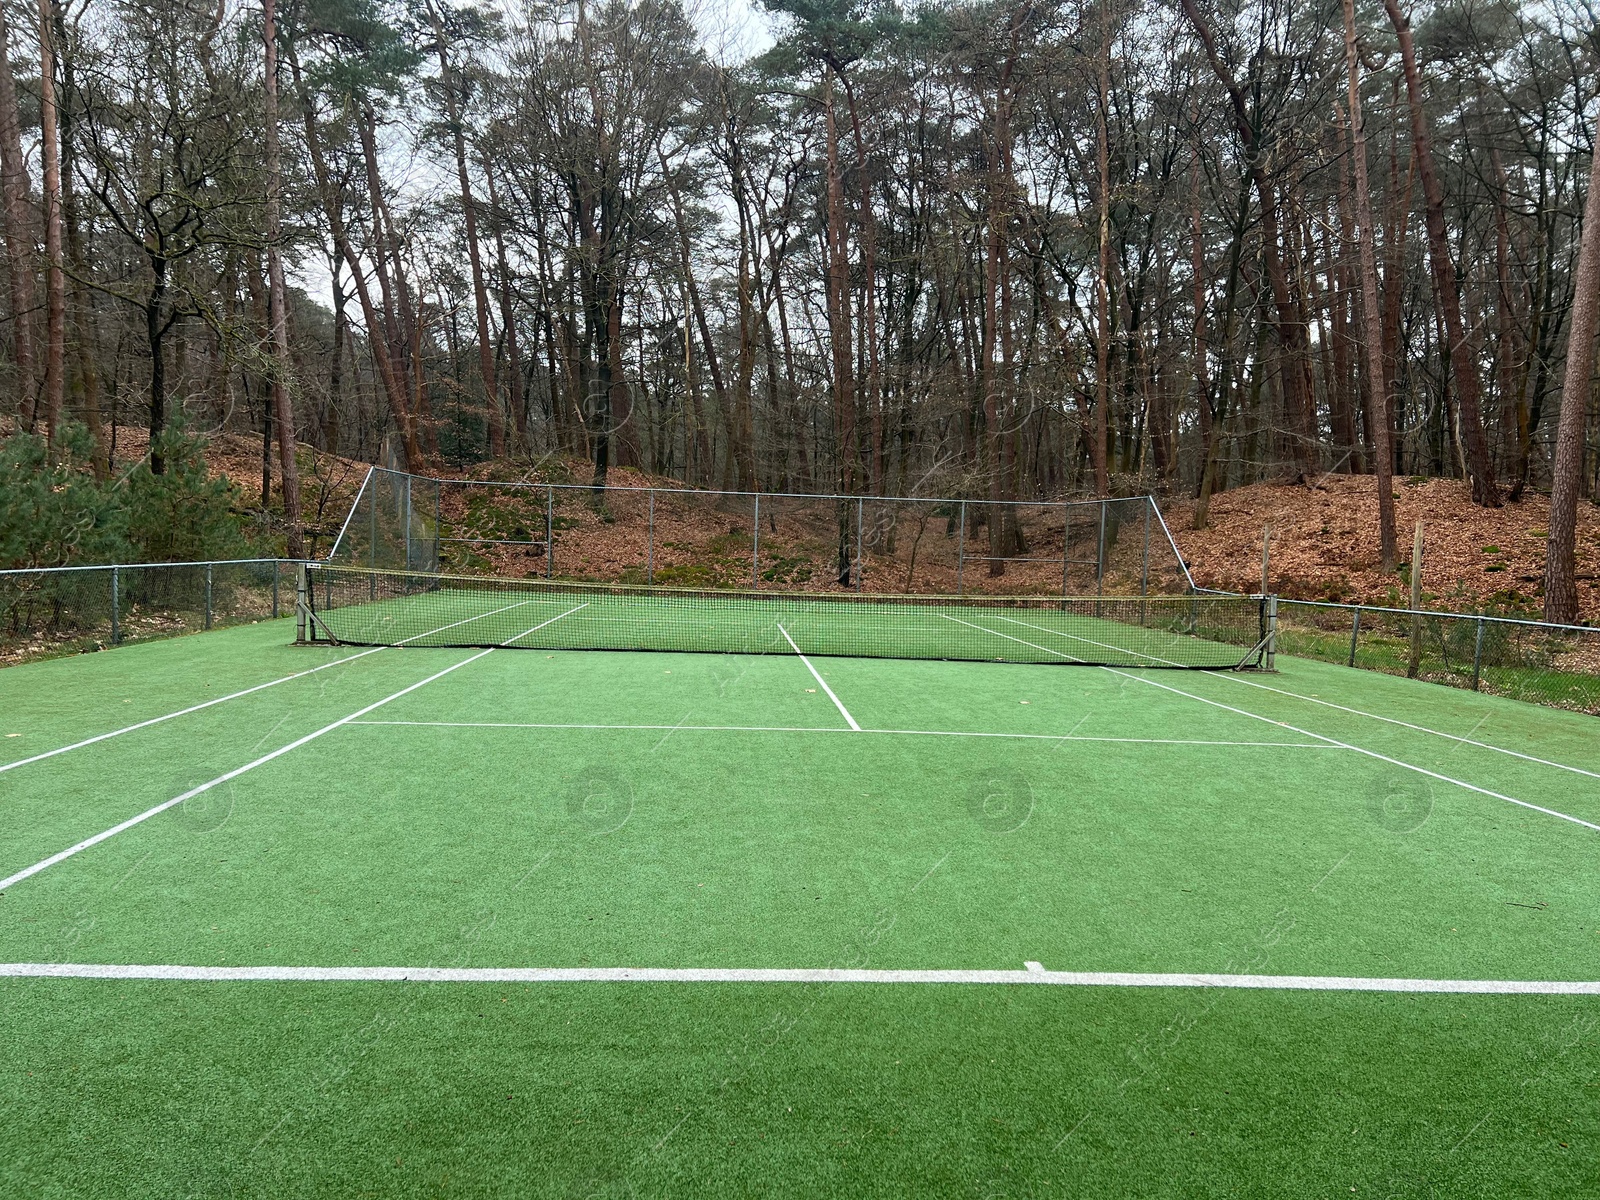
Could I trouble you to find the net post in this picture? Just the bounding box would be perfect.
[647,489,655,584]
[295,564,309,644]
[752,493,760,589]
[1472,616,1486,691]
[1264,594,1278,671]
[110,566,120,646]
[204,563,213,630]
[272,560,280,618]
[546,486,554,579]
[855,497,863,591]
[956,500,966,595]
[1348,607,1361,666]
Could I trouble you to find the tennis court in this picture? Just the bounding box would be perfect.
[2,585,1597,1197]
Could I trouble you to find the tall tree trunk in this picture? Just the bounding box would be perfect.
[427,0,502,460]
[1543,128,1600,623]
[36,0,63,447]
[1090,6,1113,497]
[0,0,35,434]
[263,0,302,557]
[1341,0,1398,571]
[483,155,527,451]
[1380,0,1500,506]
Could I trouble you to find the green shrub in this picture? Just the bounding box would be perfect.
[122,423,250,563]
[0,427,128,569]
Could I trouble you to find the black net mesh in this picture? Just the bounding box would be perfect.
[303,565,1267,669]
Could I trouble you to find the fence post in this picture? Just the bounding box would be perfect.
[1141,501,1151,596]
[204,564,214,630]
[404,475,413,571]
[855,497,863,591]
[647,489,655,585]
[1348,607,1361,667]
[295,564,309,644]
[369,474,378,569]
[1096,503,1106,597]
[272,560,280,618]
[1061,506,1070,597]
[752,493,761,590]
[1472,617,1486,691]
[434,487,442,570]
[1264,594,1278,671]
[110,566,120,646]
[956,500,966,595]
[546,486,554,579]
[1407,520,1424,679]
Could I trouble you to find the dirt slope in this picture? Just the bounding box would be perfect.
[1166,476,1600,622]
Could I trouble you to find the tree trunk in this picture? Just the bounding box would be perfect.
[1341,0,1398,571]
[263,0,302,557]
[1380,0,1500,506]
[427,0,502,460]
[1543,127,1600,623]
[36,0,64,446]
[0,0,34,434]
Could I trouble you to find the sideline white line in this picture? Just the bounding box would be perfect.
[498,602,589,646]
[990,611,1600,783]
[777,623,860,731]
[1214,674,1600,782]
[0,596,547,778]
[2,961,1595,994]
[946,614,1600,833]
[0,651,496,893]
[0,647,385,776]
[347,719,1335,750]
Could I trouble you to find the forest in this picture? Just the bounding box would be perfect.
[0,0,1597,619]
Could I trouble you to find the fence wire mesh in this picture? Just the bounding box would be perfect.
[426,481,1194,598]
[329,467,441,573]
[1274,599,1600,714]
[0,560,290,663]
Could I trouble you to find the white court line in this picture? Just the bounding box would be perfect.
[347,719,1335,750]
[0,647,385,776]
[943,614,1600,833]
[0,596,546,778]
[989,611,1600,783]
[2,961,1596,995]
[0,650,497,893]
[0,605,591,893]
[777,622,860,730]
[498,602,589,646]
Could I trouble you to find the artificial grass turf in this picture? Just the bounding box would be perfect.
[4,626,1599,1197]
[1,978,1596,1198]
[2,647,1596,980]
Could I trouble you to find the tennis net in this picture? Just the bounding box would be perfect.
[299,565,1271,669]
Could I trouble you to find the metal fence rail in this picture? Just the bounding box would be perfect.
[1273,598,1598,714]
[0,559,293,662]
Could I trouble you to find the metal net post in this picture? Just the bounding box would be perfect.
[110,566,120,645]
[546,486,554,578]
[956,500,966,594]
[753,494,761,589]
[855,497,864,591]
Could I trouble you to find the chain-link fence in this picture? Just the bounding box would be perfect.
[426,480,1196,598]
[327,467,441,573]
[0,559,293,664]
[1271,599,1600,714]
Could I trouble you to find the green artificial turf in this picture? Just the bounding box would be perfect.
[2,616,1598,1196]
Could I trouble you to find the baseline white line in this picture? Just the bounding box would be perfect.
[0,596,547,778]
[0,649,499,893]
[777,622,860,730]
[346,719,1334,749]
[2,961,1595,995]
[945,614,1600,833]
[989,611,1600,783]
